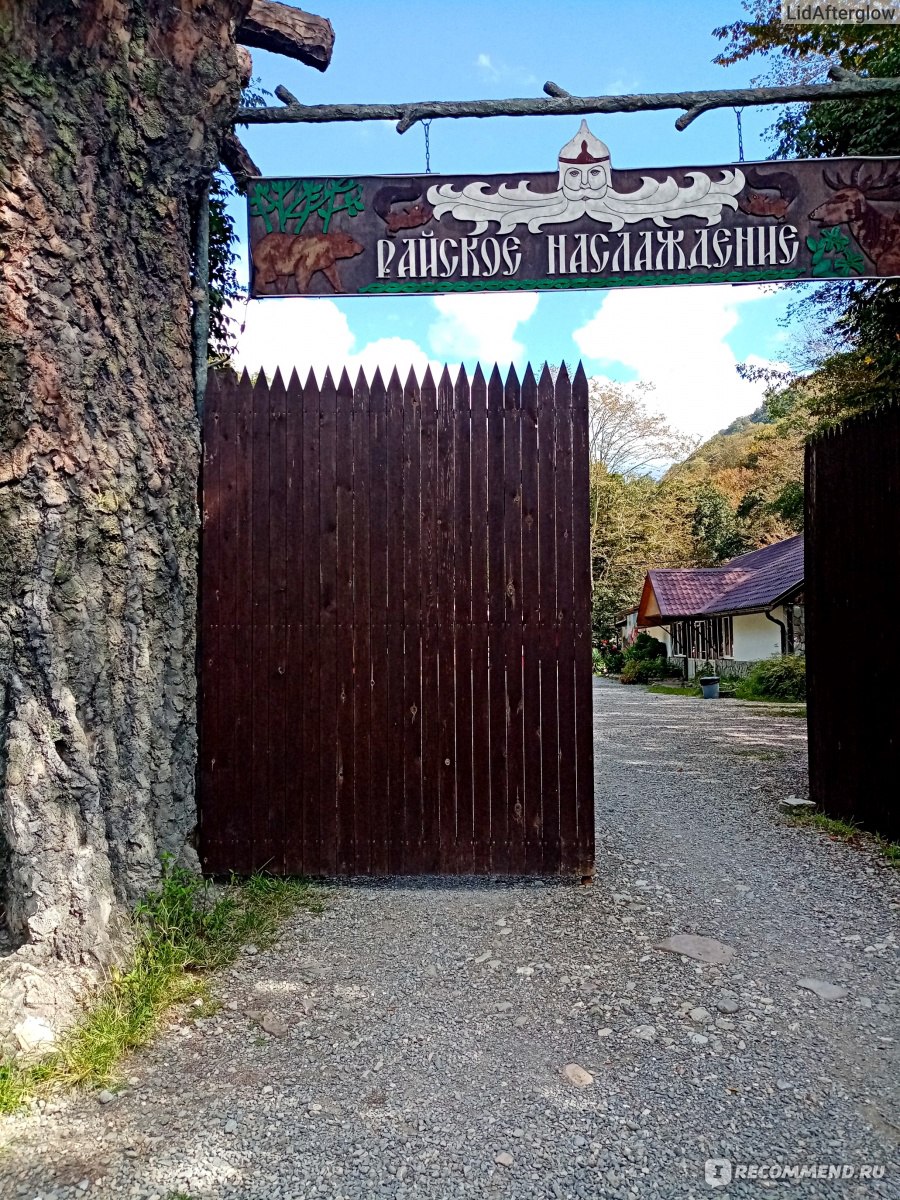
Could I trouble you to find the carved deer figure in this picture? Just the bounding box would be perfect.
[809,163,900,275]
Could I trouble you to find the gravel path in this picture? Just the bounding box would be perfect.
[2,680,898,1199]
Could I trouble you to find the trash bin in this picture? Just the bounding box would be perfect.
[699,675,720,699]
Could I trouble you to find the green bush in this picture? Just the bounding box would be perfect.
[735,654,806,701]
[618,631,669,683]
[596,641,625,674]
[628,632,668,661]
[602,649,625,673]
[621,656,669,684]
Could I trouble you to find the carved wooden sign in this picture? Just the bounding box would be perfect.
[247,122,900,298]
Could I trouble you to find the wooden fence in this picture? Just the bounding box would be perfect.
[199,362,594,875]
[805,400,899,841]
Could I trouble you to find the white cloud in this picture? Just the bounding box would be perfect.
[603,76,642,95]
[233,298,440,384]
[573,285,787,437]
[428,293,539,367]
[474,51,537,86]
[349,336,436,382]
[233,293,537,387]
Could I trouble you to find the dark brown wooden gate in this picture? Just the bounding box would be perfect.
[199,362,593,876]
[805,401,899,842]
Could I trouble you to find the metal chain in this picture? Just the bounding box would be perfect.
[733,107,745,163]
[423,118,432,173]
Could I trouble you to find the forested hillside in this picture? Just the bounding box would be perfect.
[589,384,806,642]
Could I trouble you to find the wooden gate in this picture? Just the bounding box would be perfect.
[805,402,899,842]
[199,362,593,876]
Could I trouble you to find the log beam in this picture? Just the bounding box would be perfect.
[235,72,900,132]
[236,0,334,72]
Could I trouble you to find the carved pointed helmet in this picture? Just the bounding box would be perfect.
[558,120,611,166]
[558,121,611,199]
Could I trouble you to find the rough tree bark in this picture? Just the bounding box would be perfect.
[0,0,254,1056]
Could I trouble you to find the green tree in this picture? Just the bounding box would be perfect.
[589,468,696,641]
[713,3,900,415]
[690,483,749,564]
[585,379,697,640]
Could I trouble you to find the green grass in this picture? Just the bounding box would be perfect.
[789,810,861,839]
[756,704,807,718]
[647,683,701,696]
[0,859,324,1115]
[787,810,900,867]
[646,683,806,717]
[874,836,900,867]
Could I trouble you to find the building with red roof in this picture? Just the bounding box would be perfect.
[635,534,804,676]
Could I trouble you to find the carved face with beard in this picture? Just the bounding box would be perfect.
[427,120,745,234]
[558,122,610,201]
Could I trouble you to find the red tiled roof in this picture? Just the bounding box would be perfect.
[704,535,804,615]
[644,568,745,618]
[639,534,804,624]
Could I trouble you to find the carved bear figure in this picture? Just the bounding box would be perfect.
[252,230,364,294]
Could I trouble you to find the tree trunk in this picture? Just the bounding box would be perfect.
[0,0,249,1056]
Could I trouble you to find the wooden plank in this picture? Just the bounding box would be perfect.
[486,364,508,873]
[571,362,594,874]
[554,365,577,872]
[318,368,338,875]
[401,368,424,874]
[419,366,440,872]
[386,368,406,873]
[520,365,543,873]
[503,366,525,873]
[335,368,355,872]
[214,371,240,870]
[351,369,372,876]
[250,370,273,872]
[368,368,389,873]
[199,370,223,870]
[226,368,256,874]
[212,371,242,870]
[436,366,457,870]
[267,368,288,875]
[301,370,322,873]
[537,363,560,872]
[453,366,474,873]
[283,368,305,873]
[469,365,491,874]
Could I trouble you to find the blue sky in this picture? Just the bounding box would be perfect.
[231,0,804,437]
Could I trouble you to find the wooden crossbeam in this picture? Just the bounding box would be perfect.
[235,70,900,133]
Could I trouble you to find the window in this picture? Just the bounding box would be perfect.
[670,616,733,659]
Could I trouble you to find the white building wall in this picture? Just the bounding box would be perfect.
[733,609,785,661]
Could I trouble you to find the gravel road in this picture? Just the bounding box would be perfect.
[2,680,898,1199]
